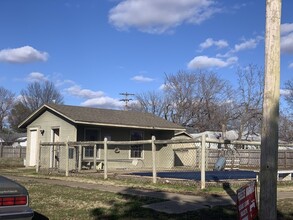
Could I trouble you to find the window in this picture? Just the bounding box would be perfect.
[130,131,143,159]
[69,148,74,159]
[83,128,100,158]
[84,146,99,158]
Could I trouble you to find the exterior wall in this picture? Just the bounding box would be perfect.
[26,110,77,167]
[76,126,176,170]
[25,111,177,170]
[157,144,174,169]
[171,134,197,167]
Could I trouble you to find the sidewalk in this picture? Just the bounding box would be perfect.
[6,175,293,214]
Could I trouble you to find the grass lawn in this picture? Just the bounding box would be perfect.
[2,167,293,219]
[20,180,238,220]
[19,180,293,220]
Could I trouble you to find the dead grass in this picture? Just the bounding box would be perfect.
[2,167,293,219]
[0,158,24,167]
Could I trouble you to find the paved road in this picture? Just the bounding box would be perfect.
[6,175,293,214]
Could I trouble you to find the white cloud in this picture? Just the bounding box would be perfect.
[215,36,263,58]
[159,84,167,90]
[280,89,291,96]
[289,63,293,69]
[281,23,293,35]
[234,38,259,52]
[81,97,123,109]
[65,85,105,99]
[199,38,228,50]
[26,72,48,82]
[281,23,293,54]
[109,0,220,34]
[131,75,154,82]
[0,46,48,63]
[65,84,124,109]
[187,55,237,69]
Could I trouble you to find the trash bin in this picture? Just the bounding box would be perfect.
[214,156,226,171]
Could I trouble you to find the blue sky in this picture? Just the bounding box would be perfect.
[0,0,293,109]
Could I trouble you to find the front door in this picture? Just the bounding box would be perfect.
[29,129,38,166]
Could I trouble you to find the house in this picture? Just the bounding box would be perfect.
[12,136,27,148]
[18,104,185,170]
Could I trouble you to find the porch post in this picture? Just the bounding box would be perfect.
[152,136,157,184]
[104,137,108,180]
[78,145,82,172]
[93,144,97,172]
[201,134,206,189]
[65,142,69,177]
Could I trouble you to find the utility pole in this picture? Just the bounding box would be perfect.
[260,0,282,219]
[119,92,134,110]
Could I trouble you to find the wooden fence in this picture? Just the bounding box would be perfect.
[35,136,293,189]
[0,145,26,158]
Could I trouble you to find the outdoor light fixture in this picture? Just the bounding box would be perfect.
[40,129,45,135]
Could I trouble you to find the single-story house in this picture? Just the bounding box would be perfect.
[18,104,185,170]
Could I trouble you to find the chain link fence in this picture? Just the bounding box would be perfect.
[37,136,293,188]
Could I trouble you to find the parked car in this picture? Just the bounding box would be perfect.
[0,176,34,220]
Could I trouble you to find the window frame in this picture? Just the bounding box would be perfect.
[129,130,144,159]
[83,128,101,159]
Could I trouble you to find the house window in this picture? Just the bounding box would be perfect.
[83,128,100,158]
[84,145,100,158]
[130,131,143,159]
[69,148,74,159]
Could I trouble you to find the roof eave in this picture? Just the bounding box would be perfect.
[18,104,76,128]
[75,120,185,131]
[18,104,185,132]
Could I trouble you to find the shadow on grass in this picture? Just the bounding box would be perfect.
[222,182,237,203]
[90,188,238,220]
[221,182,293,220]
[32,211,49,220]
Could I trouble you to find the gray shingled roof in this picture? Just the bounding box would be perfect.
[19,104,184,131]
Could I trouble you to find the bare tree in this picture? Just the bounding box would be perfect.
[163,71,197,128]
[162,71,233,133]
[20,81,64,112]
[279,111,293,142]
[130,91,169,119]
[193,72,234,133]
[8,101,31,132]
[0,87,15,131]
[233,65,264,140]
[283,79,293,109]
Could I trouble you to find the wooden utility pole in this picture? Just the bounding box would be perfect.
[119,92,134,110]
[260,0,282,219]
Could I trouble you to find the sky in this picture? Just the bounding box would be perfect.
[0,0,293,109]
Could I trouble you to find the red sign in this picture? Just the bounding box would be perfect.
[236,180,258,220]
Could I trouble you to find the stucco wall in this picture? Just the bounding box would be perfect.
[26,110,77,167]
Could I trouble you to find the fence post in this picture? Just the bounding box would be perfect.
[78,145,82,172]
[94,144,97,172]
[201,134,206,189]
[152,136,157,184]
[104,137,108,180]
[285,151,287,169]
[19,145,22,158]
[0,143,3,157]
[36,142,41,173]
[65,142,69,177]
